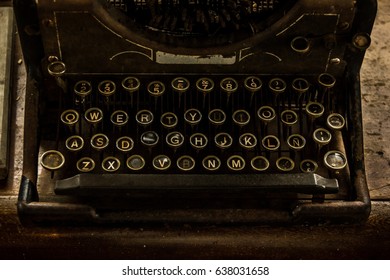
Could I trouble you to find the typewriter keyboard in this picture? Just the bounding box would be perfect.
[39,69,350,194]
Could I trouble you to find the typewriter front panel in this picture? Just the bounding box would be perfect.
[17,0,376,223]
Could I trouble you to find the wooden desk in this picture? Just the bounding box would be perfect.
[1,1,389,259]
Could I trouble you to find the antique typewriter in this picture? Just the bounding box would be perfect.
[15,0,377,224]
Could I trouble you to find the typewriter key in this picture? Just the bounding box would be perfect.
[136,110,154,126]
[171,77,190,93]
[65,135,84,152]
[227,155,246,171]
[111,110,129,127]
[147,81,165,97]
[306,102,324,119]
[257,106,276,124]
[40,150,65,171]
[232,110,250,126]
[177,156,196,171]
[220,77,238,94]
[116,136,134,152]
[141,131,159,147]
[324,150,347,170]
[208,109,226,125]
[202,155,221,171]
[160,112,178,128]
[244,76,262,93]
[76,157,95,173]
[318,73,336,89]
[269,78,286,95]
[98,80,116,97]
[122,76,140,93]
[166,131,185,148]
[276,157,295,172]
[281,110,298,126]
[327,113,346,130]
[196,77,214,94]
[287,134,306,151]
[152,155,171,171]
[91,133,109,150]
[74,80,92,97]
[84,108,103,124]
[61,109,79,126]
[214,132,233,149]
[190,133,208,150]
[47,61,67,92]
[184,109,202,125]
[239,133,257,150]
[300,159,318,173]
[262,135,280,151]
[313,128,332,147]
[126,155,145,171]
[102,157,121,172]
[251,156,270,172]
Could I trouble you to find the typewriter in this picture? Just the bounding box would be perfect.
[15,0,377,224]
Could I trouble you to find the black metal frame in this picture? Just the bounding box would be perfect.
[14,0,377,225]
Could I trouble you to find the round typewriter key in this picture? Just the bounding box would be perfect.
[102,156,121,172]
[196,77,214,93]
[184,108,202,125]
[239,133,257,150]
[61,109,79,126]
[300,159,318,173]
[153,155,171,171]
[232,110,250,126]
[74,80,92,97]
[244,76,262,92]
[202,155,221,171]
[269,78,286,94]
[214,132,233,149]
[141,131,159,147]
[171,77,190,93]
[84,107,103,124]
[40,150,65,171]
[177,156,196,171]
[327,113,346,130]
[111,110,129,126]
[292,78,310,94]
[190,133,208,150]
[208,109,226,125]
[65,135,84,152]
[291,36,310,53]
[313,128,332,146]
[47,61,66,77]
[257,106,276,123]
[220,77,238,94]
[126,155,145,171]
[147,81,165,96]
[91,133,109,150]
[116,136,134,152]
[306,102,325,119]
[318,73,336,88]
[166,131,185,148]
[251,156,270,172]
[122,76,140,93]
[281,110,298,126]
[160,112,178,128]
[276,157,295,172]
[136,110,154,126]
[76,157,95,173]
[262,135,280,151]
[287,134,306,151]
[227,155,246,171]
[324,150,348,170]
[98,80,116,97]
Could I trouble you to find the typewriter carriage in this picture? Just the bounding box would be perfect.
[14,0,377,225]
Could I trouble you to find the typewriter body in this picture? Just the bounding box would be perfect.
[15,0,377,224]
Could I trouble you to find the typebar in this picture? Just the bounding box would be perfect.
[55,173,339,195]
